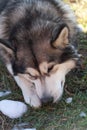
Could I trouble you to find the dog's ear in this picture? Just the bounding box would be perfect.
[0,39,15,64]
[52,25,69,49]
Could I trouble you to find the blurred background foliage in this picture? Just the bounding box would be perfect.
[64,0,87,32]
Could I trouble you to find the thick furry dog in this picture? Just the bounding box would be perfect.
[0,0,80,108]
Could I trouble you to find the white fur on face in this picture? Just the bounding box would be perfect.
[33,72,64,103]
[6,64,41,108]
[45,69,65,102]
[45,60,76,102]
[33,78,46,99]
[34,60,76,103]
[14,75,41,108]
[6,64,13,75]
[6,63,63,105]
[6,60,76,108]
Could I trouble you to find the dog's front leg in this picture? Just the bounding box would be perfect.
[14,74,41,108]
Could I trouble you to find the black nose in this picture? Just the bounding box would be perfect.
[41,97,53,104]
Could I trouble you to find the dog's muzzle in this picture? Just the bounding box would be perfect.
[41,96,53,104]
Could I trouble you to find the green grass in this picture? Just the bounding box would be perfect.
[0,1,87,130]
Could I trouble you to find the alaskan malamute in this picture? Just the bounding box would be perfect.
[0,0,80,108]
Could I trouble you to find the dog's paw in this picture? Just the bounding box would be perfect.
[39,61,55,76]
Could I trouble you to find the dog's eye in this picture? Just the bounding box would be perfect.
[27,72,39,80]
[25,68,40,80]
[22,73,38,82]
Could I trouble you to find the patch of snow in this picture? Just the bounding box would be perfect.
[0,90,11,97]
[0,100,27,118]
[12,123,36,130]
[15,123,29,127]
[23,128,36,130]
[79,111,86,117]
[65,97,72,104]
[12,127,36,130]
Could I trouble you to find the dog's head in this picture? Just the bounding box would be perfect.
[0,23,77,107]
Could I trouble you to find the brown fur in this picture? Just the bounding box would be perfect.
[0,0,80,107]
